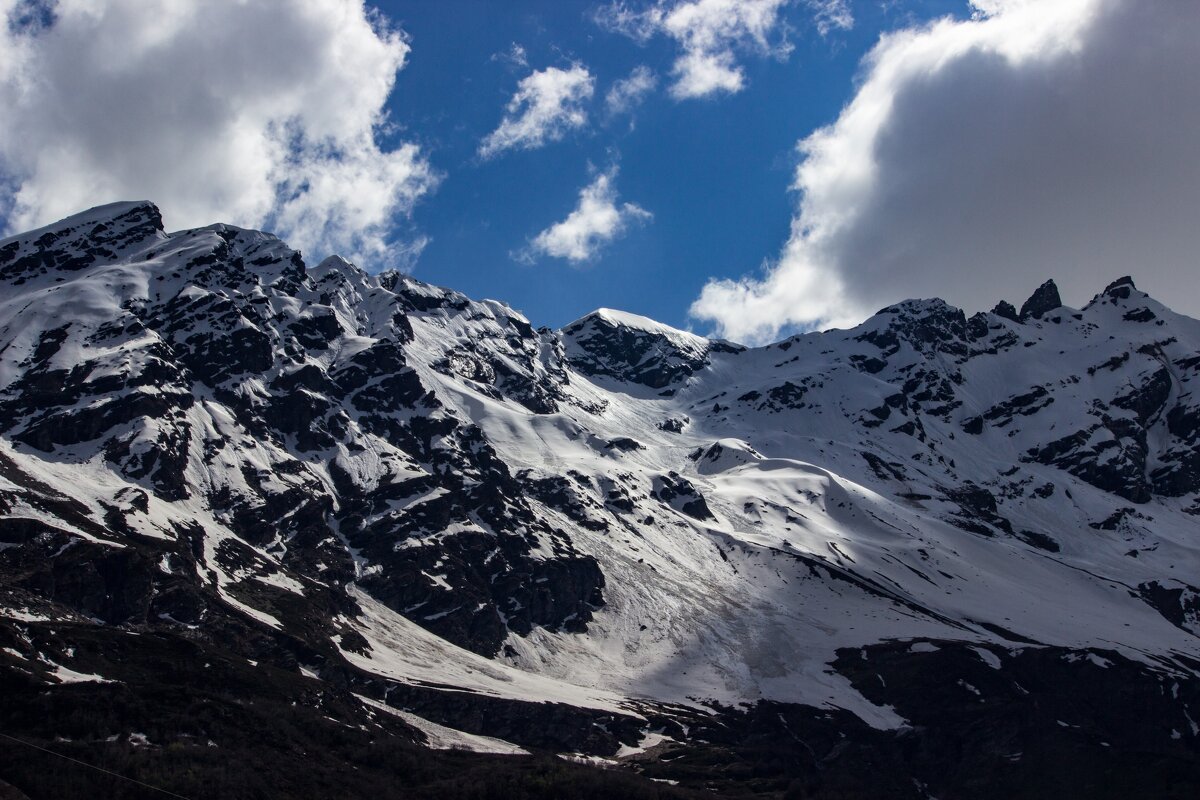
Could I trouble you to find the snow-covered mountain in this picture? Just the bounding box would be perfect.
[2,202,1199,798]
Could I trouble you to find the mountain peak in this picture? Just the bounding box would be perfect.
[567,307,707,344]
[0,200,163,248]
[1102,275,1138,300]
[1019,279,1062,320]
[0,200,165,285]
[876,297,959,317]
[991,299,1020,322]
[562,308,724,389]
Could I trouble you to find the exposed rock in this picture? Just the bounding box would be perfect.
[1019,279,1062,320]
[991,300,1020,322]
[562,309,739,388]
[3,204,1200,799]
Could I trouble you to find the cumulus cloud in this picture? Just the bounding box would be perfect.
[0,0,437,268]
[596,0,793,100]
[605,66,658,115]
[691,0,1200,344]
[520,168,651,263]
[479,65,595,158]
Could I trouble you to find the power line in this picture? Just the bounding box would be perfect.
[0,731,194,800]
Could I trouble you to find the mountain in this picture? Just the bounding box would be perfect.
[2,202,1199,798]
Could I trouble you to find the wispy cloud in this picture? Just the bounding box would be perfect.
[595,0,794,100]
[491,42,528,69]
[479,64,595,158]
[520,167,651,263]
[605,66,658,115]
[805,0,853,36]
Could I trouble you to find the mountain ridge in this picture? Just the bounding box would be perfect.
[2,202,1200,798]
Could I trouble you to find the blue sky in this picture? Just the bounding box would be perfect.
[380,0,967,330]
[2,1,1196,343]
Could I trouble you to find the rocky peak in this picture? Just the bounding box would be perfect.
[310,254,359,280]
[1083,276,1167,322]
[561,308,735,390]
[860,298,971,358]
[1104,275,1137,296]
[386,272,474,314]
[0,201,165,285]
[991,300,1020,322]
[13,200,164,248]
[1019,279,1062,321]
[1095,275,1146,305]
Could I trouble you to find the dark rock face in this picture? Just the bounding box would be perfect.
[562,310,739,388]
[992,299,1020,322]
[651,473,713,521]
[1153,410,1200,496]
[1103,275,1137,298]
[1012,359,1186,504]
[866,299,971,359]
[335,422,607,655]
[1019,279,1063,320]
[0,203,603,659]
[1026,417,1151,503]
[434,320,571,414]
[1139,580,1200,633]
[982,385,1053,427]
[0,202,164,284]
[1113,365,1172,424]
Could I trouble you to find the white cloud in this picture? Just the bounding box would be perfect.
[0,0,437,268]
[605,66,658,115]
[806,0,853,36]
[522,168,651,263]
[479,65,595,158]
[492,42,528,69]
[596,0,793,100]
[691,0,1200,344]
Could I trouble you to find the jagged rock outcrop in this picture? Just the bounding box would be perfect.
[562,308,742,390]
[1019,278,1063,320]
